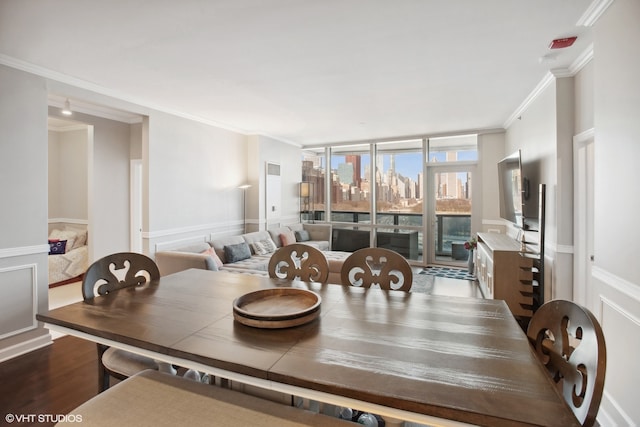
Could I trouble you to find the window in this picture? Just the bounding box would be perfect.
[301,150,325,221]
[428,134,478,163]
[376,139,423,226]
[301,134,478,265]
[328,145,370,223]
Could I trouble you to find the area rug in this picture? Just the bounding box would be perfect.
[420,265,476,281]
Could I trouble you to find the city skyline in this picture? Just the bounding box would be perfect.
[323,150,477,184]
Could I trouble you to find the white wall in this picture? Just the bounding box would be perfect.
[0,65,51,361]
[593,0,640,283]
[246,135,301,231]
[477,132,507,233]
[91,118,131,259]
[574,59,594,132]
[48,128,88,221]
[47,130,60,218]
[146,111,249,251]
[590,0,640,424]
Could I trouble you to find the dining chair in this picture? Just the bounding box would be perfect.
[82,252,161,392]
[340,247,413,291]
[268,243,329,283]
[527,300,606,427]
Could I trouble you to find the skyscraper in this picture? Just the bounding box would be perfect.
[345,155,361,187]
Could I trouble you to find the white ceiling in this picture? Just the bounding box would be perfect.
[0,1,596,145]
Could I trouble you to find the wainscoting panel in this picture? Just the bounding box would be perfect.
[148,221,244,255]
[592,267,640,426]
[0,264,38,340]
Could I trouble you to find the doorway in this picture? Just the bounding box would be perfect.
[427,164,476,266]
[47,116,92,312]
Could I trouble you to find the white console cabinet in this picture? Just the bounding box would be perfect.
[475,232,534,318]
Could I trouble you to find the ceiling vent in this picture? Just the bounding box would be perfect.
[549,36,577,49]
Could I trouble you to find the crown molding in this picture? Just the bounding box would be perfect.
[0,54,249,135]
[504,43,594,129]
[569,44,594,74]
[549,68,574,79]
[503,72,555,129]
[577,0,615,27]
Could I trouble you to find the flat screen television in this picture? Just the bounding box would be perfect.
[498,150,525,228]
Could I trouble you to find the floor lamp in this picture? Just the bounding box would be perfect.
[239,184,251,233]
[300,182,314,223]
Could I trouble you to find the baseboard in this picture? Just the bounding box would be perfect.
[49,274,83,289]
[0,333,52,363]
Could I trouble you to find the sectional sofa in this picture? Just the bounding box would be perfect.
[155,223,350,283]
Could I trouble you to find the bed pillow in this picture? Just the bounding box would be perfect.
[223,242,252,263]
[48,239,67,255]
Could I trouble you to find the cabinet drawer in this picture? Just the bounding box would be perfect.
[518,267,533,282]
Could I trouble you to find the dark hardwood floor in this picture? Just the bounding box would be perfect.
[0,335,98,427]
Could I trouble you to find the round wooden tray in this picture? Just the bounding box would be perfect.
[232,288,321,329]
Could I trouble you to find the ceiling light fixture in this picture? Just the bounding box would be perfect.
[61,98,73,116]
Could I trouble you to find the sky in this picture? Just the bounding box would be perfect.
[329,150,477,182]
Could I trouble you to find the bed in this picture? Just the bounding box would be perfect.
[48,225,89,288]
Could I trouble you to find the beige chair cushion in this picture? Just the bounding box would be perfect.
[57,370,353,427]
[102,348,158,377]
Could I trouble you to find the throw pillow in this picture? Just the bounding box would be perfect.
[294,230,310,242]
[224,242,252,263]
[250,241,268,256]
[279,230,297,246]
[261,238,277,253]
[200,247,223,269]
[49,229,77,252]
[251,238,278,255]
[48,239,67,255]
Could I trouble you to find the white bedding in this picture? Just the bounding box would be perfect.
[48,245,88,285]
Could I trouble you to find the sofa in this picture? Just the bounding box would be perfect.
[155,223,350,284]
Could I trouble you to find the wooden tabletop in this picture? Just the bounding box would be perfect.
[37,269,578,427]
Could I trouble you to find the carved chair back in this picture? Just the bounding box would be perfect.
[340,247,413,291]
[268,244,329,283]
[527,300,606,427]
[82,252,160,300]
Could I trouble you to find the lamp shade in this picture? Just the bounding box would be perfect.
[300,182,311,198]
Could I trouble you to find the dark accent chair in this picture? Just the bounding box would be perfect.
[82,252,161,392]
[527,300,606,427]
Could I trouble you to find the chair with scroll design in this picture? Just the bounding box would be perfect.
[268,244,329,283]
[340,247,413,291]
[82,252,161,392]
[527,300,607,427]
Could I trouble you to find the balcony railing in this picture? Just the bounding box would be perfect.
[301,210,471,260]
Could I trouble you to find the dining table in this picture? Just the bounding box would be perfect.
[36,268,579,427]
